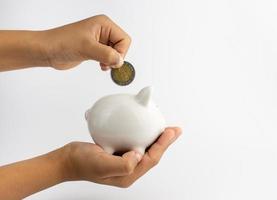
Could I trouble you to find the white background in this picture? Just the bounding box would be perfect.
[1,0,277,199]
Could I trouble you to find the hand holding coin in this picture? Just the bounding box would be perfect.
[111,61,135,86]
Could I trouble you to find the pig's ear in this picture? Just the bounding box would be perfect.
[85,109,90,121]
[135,86,153,107]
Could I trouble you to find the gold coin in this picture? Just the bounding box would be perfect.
[111,61,135,86]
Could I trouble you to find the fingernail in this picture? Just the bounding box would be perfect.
[135,152,142,162]
[101,67,110,71]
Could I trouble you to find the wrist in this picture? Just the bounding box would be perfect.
[44,146,72,183]
[26,31,51,67]
[57,143,79,182]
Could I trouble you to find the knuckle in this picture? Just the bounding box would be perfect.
[96,14,110,22]
[88,15,110,25]
[106,50,117,64]
[150,156,160,166]
[66,141,79,152]
[126,34,132,44]
[123,161,134,175]
[117,180,133,188]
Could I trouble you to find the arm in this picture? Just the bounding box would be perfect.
[0,30,48,71]
[0,15,130,72]
[0,127,182,199]
[0,147,67,200]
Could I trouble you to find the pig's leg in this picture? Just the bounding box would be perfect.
[133,147,145,155]
[102,146,115,154]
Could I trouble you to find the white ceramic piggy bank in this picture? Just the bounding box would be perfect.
[85,86,166,154]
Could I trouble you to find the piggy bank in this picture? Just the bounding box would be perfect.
[85,86,166,154]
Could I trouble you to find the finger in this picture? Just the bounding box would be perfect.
[100,63,111,71]
[95,15,131,59]
[86,42,124,67]
[165,126,183,136]
[113,38,131,59]
[101,66,110,71]
[100,63,108,67]
[102,127,182,187]
[99,151,142,178]
[101,67,109,71]
[105,20,131,58]
[147,127,182,162]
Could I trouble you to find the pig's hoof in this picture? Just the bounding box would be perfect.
[103,146,115,154]
[133,147,145,155]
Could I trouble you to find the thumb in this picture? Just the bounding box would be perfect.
[88,42,123,67]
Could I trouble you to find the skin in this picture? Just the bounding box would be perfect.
[0,15,182,199]
[0,15,128,71]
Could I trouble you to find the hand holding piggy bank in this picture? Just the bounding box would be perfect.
[85,86,166,154]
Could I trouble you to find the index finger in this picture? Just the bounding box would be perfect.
[106,19,131,58]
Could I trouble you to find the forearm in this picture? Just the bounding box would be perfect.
[0,147,68,200]
[0,30,49,72]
